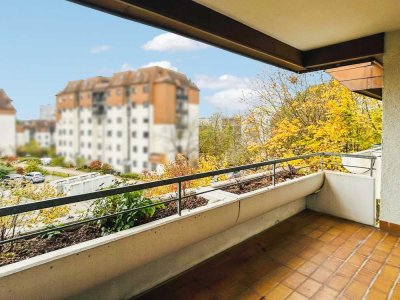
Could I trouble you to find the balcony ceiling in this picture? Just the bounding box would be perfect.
[195,0,400,51]
[70,0,399,99]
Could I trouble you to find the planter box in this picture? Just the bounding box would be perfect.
[0,173,324,300]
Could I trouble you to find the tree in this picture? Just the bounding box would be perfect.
[243,71,382,167]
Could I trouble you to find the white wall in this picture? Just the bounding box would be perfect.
[381,30,400,225]
[307,171,375,226]
[0,114,16,156]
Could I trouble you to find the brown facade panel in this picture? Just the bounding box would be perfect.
[188,88,199,104]
[153,82,176,124]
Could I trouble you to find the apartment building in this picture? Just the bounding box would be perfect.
[0,89,16,156]
[16,120,56,148]
[55,66,199,173]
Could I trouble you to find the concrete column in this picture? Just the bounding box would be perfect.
[381,30,400,227]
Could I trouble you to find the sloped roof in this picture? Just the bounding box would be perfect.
[0,89,16,113]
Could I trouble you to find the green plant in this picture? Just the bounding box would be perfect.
[0,164,13,177]
[75,156,86,169]
[24,161,47,174]
[91,191,163,235]
[101,163,114,174]
[120,172,141,180]
[50,156,66,167]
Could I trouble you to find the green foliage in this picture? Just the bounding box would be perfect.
[0,164,13,177]
[101,163,114,174]
[17,140,52,158]
[91,191,163,235]
[24,161,46,174]
[120,172,141,180]
[50,156,66,167]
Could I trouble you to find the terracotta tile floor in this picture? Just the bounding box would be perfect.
[136,210,400,300]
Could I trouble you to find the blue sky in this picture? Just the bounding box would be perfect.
[0,0,280,120]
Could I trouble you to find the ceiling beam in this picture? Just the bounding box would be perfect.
[69,0,385,79]
[68,0,304,71]
[303,33,384,71]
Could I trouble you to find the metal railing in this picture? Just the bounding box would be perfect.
[0,152,377,245]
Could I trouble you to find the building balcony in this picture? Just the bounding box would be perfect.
[138,210,399,300]
[0,152,394,300]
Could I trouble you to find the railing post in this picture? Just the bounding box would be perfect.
[320,154,324,171]
[370,158,375,177]
[272,163,276,186]
[177,181,182,216]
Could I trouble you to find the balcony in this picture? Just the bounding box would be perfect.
[138,210,399,300]
[0,152,391,299]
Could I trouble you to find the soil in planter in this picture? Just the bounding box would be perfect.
[222,172,304,195]
[0,196,207,267]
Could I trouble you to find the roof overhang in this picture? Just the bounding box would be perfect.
[68,0,399,99]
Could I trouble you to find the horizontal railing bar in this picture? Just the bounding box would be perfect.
[322,152,376,159]
[0,197,178,245]
[0,153,321,217]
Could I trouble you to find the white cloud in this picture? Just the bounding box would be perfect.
[205,88,253,113]
[90,45,111,54]
[196,74,251,90]
[142,33,209,52]
[140,60,178,71]
[121,63,134,71]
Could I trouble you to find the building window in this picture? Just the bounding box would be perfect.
[69,130,73,135]
[117,117,122,124]
[81,142,84,147]
[98,119,102,125]
[108,145,112,151]
[132,118,136,123]
[132,131,136,138]
[69,141,72,146]
[88,155,91,160]
[88,118,92,124]
[133,146,137,152]
[98,144,102,150]
[143,161,148,169]
[117,131,122,138]
[131,87,136,94]
[108,158,112,164]
[133,160,137,167]
[132,103,136,109]
[143,118,149,123]
[143,101,149,108]
[116,145,121,151]
[80,130,84,135]
[88,130,92,136]
[117,89,121,96]
[143,85,149,93]
[151,163,157,171]
[143,132,149,138]
[107,118,111,124]
[107,130,112,137]
[88,142,91,148]
[117,159,120,165]
[143,146,148,153]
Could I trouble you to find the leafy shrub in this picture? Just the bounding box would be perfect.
[120,172,141,180]
[101,163,114,174]
[15,167,24,174]
[50,156,66,167]
[75,157,86,169]
[91,191,163,235]
[0,164,13,177]
[24,161,46,174]
[88,160,102,170]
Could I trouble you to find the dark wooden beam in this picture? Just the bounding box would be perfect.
[303,33,384,71]
[68,0,304,72]
[69,0,385,75]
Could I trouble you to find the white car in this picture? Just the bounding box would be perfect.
[24,172,45,184]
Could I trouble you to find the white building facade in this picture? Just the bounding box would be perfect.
[55,66,199,173]
[0,89,16,157]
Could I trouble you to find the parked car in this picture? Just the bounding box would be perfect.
[1,173,24,182]
[24,172,45,184]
